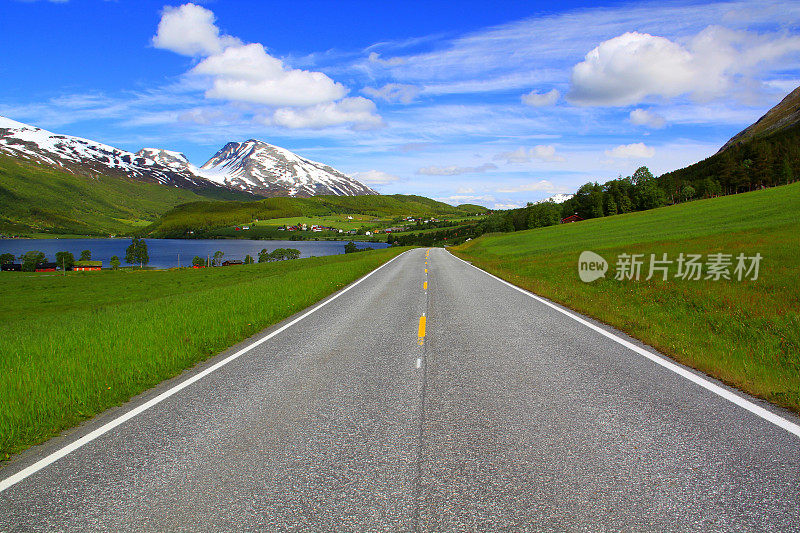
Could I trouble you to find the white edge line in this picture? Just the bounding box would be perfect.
[0,250,412,494]
[447,250,800,439]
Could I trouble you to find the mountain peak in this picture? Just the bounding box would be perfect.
[1,116,376,199]
[198,140,377,198]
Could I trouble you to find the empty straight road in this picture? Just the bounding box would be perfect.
[1,247,798,531]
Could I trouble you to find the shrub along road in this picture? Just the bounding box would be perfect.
[0,248,798,530]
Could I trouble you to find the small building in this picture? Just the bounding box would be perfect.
[34,262,58,272]
[221,260,244,267]
[561,214,584,224]
[1,263,21,272]
[73,260,102,271]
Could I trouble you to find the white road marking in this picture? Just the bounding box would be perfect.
[416,358,422,369]
[448,251,800,439]
[0,250,413,494]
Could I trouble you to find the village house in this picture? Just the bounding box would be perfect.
[73,260,102,272]
[561,214,584,224]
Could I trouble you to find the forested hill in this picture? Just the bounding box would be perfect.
[145,194,486,237]
[659,120,799,199]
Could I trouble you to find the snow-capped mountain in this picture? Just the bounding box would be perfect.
[0,116,376,198]
[135,148,196,174]
[0,116,217,191]
[198,140,378,197]
[537,193,574,204]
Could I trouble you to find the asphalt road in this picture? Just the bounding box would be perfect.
[1,247,798,531]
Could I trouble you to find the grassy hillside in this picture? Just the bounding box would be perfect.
[453,182,800,413]
[146,194,486,237]
[0,153,253,236]
[0,247,408,459]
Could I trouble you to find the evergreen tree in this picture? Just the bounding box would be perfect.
[781,158,794,185]
[79,250,91,261]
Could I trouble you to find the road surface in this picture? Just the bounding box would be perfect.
[1,247,798,531]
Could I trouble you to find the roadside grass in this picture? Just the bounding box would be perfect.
[452,183,800,413]
[0,247,408,459]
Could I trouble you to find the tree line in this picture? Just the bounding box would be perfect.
[392,123,800,247]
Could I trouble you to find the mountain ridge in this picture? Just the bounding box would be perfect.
[0,116,376,199]
[718,86,800,152]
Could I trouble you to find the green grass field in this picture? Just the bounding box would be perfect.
[0,247,407,459]
[452,183,800,413]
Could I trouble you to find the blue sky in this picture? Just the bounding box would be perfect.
[2,0,800,208]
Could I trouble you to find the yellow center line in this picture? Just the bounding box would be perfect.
[423,281,427,290]
[425,268,427,273]
[418,315,426,345]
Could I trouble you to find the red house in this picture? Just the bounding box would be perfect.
[561,214,584,224]
[73,260,102,271]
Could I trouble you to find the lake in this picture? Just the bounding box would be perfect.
[0,238,388,269]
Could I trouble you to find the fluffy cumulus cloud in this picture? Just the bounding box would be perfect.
[152,3,241,57]
[494,145,565,163]
[362,83,420,104]
[605,142,655,159]
[417,163,496,176]
[629,108,666,128]
[192,44,347,107]
[153,3,379,130]
[272,97,383,130]
[349,170,403,186]
[568,27,800,106]
[521,89,560,107]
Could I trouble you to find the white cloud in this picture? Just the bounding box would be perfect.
[569,27,800,106]
[272,97,383,130]
[152,3,241,57]
[349,170,403,185]
[362,83,420,104]
[492,203,522,210]
[417,163,496,175]
[434,194,496,206]
[192,43,347,107]
[605,143,655,159]
[629,108,666,128]
[522,89,560,107]
[368,52,406,66]
[494,145,565,163]
[495,180,561,193]
[151,4,382,131]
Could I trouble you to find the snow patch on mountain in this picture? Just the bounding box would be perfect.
[537,193,574,204]
[198,139,377,197]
